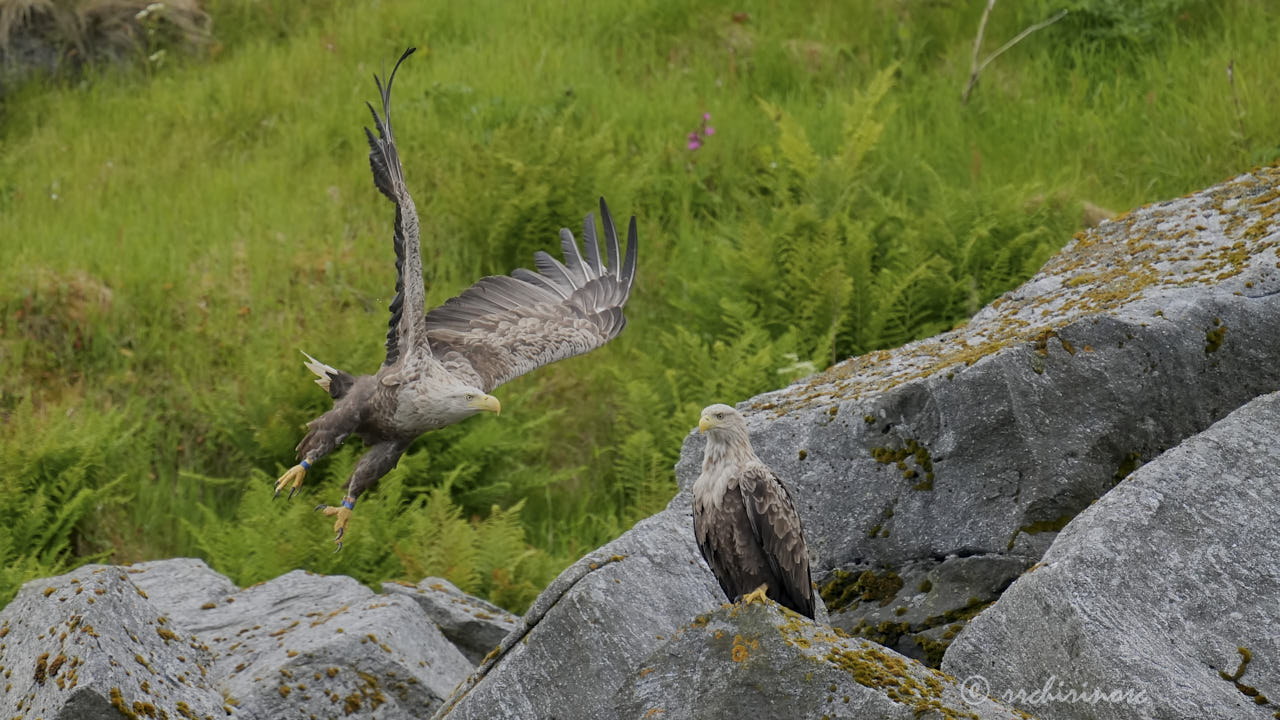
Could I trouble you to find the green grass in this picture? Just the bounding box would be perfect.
[2,0,1278,611]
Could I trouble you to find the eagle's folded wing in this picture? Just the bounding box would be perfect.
[740,465,815,618]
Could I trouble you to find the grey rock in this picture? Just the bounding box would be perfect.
[0,564,226,720]
[942,390,1280,720]
[674,166,1280,657]
[382,577,519,665]
[186,569,472,719]
[434,168,1280,717]
[433,500,727,719]
[613,601,1024,719]
[126,557,239,622]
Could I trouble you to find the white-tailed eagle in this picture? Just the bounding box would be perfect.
[273,48,639,550]
[693,404,814,618]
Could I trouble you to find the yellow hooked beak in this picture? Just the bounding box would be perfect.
[698,416,714,433]
[471,394,501,415]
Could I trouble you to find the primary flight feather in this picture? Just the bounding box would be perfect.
[273,48,639,550]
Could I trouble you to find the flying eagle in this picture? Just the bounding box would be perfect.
[273,47,639,550]
[693,404,814,618]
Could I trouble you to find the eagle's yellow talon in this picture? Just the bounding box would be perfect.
[742,585,770,606]
[274,464,307,499]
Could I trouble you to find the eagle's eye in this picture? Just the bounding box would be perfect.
[465,393,475,401]
[716,412,724,419]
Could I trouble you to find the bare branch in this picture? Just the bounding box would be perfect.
[963,7,1069,105]
[964,0,998,105]
[1227,59,1248,141]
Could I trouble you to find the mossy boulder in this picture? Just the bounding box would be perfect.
[676,166,1280,659]
[943,391,1280,719]
[613,601,1025,719]
[0,564,226,720]
[429,168,1280,718]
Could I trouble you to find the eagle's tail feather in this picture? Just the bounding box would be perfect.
[301,351,355,400]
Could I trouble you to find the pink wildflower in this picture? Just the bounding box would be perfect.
[686,112,715,151]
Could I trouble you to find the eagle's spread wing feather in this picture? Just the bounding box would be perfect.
[425,198,638,392]
[365,47,428,369]
[739,465,815,618]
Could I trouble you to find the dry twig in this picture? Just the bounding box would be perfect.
[963,3,1069,105]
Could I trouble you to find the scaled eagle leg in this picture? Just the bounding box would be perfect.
[312,440,408,553]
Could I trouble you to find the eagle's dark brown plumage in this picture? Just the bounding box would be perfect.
[273,47,639,550]
[693,403,815,618]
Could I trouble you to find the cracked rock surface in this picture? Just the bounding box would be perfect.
[943,390,1280,720]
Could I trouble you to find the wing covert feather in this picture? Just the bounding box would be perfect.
[426,197,638,391]
[739,465,815,618]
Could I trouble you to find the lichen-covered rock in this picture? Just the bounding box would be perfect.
[0,564,226,720]
[674,166,1280,659]
[613,601,1023,720]
[382,577,519,665]
[184,569,472,719]
[126,557,239,622]
[942,390,1280,720]
[433,504,727,719]
[433,168,1280,717]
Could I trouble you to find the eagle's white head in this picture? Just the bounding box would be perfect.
[698,403,746,438]
[436,383,502,423]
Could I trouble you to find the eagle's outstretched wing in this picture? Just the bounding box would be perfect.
[365,47,428,368]
[425,198,638,392]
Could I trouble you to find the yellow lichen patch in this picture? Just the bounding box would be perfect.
[824,643,979,720]
[34,652,49,685]
[730,634,759,663]
[110,687,140,720]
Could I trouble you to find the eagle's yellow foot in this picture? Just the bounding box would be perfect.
[742,584,770,606]
[314,496,355,552]
[273,461,310,500]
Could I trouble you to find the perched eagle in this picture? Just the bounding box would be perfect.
[693,404,814,618]
[273,47,639,550]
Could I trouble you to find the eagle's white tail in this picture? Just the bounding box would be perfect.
[301,351,338,393]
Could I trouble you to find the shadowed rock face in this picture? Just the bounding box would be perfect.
[432,167,1280,719]
[675,166,1280,662]
[433,505,727,719]
[382,577,519,664]
[613,601,1024,720]
[942,391,1280,720]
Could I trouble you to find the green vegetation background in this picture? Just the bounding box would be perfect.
[2,0,1277,612]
